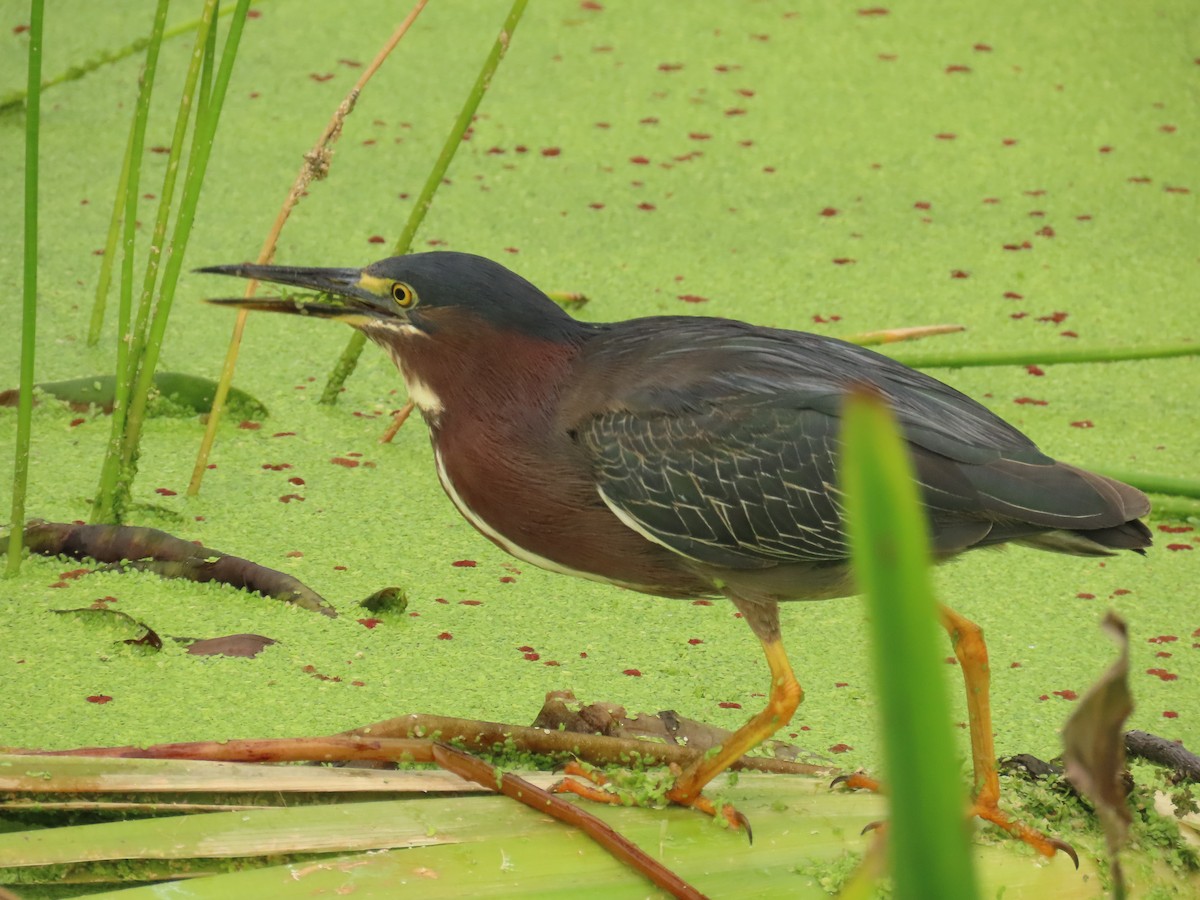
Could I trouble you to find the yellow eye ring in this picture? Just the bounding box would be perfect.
[391,282,415,307]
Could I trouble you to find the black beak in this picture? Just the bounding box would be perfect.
[198,263,395,322]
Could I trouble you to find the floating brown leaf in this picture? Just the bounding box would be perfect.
[184,634,278,658]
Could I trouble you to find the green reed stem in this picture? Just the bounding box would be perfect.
[86,123,135,347]
[842,388,978,899]
[90,0,171,525]
[319,0,531,405]
[888,342,1199,370]
[115,0,252,508]
[0,0,268,113]
[6,0,45,577]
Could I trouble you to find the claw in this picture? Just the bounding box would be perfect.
[831,771,881,792]
[1049,837,1080,870]
[730,806,754,845]
[860,818,885,836]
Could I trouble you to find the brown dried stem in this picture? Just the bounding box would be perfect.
[188,0,430,497]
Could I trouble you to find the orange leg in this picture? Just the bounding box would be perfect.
[940,605,1077,865]
[667,636,803,824]
[552,633,801,834]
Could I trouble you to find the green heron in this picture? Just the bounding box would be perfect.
[204,251,1150,859]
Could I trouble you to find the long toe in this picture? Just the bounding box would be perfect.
[969,800,1079,868]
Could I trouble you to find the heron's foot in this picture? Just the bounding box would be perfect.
[833,770,1077,867]
[552,761,750,837]
[970,797,1079,867]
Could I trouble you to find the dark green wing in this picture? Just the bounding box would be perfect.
[567,317,1146,570]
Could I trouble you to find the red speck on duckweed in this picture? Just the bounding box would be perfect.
[1060,330,1079,338]
[358,618,382,629]
[935,133,957,140]
[1003,291,1023,299]
[589,202,605,209]
[829,743,854,753]
[914,201,931,210]
[724,108,747,117]
[87,695,113,704]
[820,207,839,217]
[1160,525,1194,533]
[945,65,971,74]
[1149,635,1179,644]
[262,463,292,471]
[279,494,304,503]
[517,646,535,653]
[951,270,970,279]
[524,652,540,661]
[945,657,958,665]
[288,476,305,486]
[367,235,385,244]
[1025,365,1045,376]
[437,632,453,640]
[238,421,261,430]
[623,668,642,676]
[452,560,477,567]
[310,73,334,83]
[693,600,712,606]
[719,701,742,709]
[637,202,656,211]
[1010,662,1022,668]
[541,147,561,157]
[1077,592,1096,599]
[499,576,516,583]
[973,43,992,52]
[286,551,303,558]
[658,62,683,72]
[1014,397,1048,406]
[330,457,359,468]
[1147,669,1178,681]
[1053,690,1079,701]
[678,294,709,303]
[832,258,856,265]
[630,155,650,165]
[1164,711,1179,718]
[1071,420,1094,429]
[857,7,889,15]
[688,638,704,645]
[460,599,483,606]
[273,431,296,437]
[1167,544,1194,552]
[155,487,176,496]
[70,417,86,427]
[834,681,849,688]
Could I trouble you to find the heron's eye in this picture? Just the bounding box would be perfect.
[391,282,416,308]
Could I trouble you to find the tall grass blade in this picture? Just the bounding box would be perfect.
[5,0,45,578]
[90,0,172,524]
[115,0,252,502]
[841,387,978,899]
